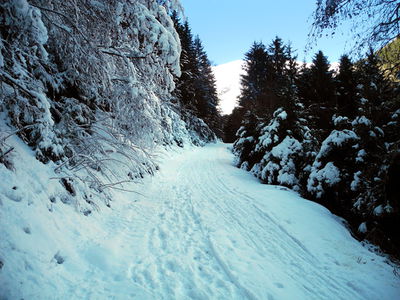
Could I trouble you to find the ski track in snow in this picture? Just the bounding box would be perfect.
[1,143,400,299]
[102,143,398,300]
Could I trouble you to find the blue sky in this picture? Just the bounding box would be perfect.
[180,0,353,65]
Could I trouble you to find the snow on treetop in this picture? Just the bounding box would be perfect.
[317,129,359,160]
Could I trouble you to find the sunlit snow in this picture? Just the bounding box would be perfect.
[1,138,399,299]
[213,60,244,115]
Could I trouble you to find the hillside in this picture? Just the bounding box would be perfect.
[378,37,400,81]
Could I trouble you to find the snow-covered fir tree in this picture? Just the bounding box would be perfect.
[1,0,217,203]
[171,14,220,140]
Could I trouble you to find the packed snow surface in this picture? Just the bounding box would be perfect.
[213,60,244,115]
[1,142,400,299]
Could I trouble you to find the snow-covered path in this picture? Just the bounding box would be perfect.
[122,143,399,300]
[1,143,399,299]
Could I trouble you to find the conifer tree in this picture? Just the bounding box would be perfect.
[336,55,358,118]
[267,37,289,89]
[299,51,336,138]
[257,37,289,116]
[356,49,393,125]
[286,46,301,111]
[171,15,220,138]
[223,107,245,143]
[232,111,261,170]
[192,36,220,133]
[172,18,198,112]
[260,39,301,123]
[296,63,313,106]
[239,42,269,111]
[309,51,336,106]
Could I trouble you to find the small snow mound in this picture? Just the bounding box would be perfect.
[358,222,368,233]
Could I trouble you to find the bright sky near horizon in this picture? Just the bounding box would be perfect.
[180,0,353,65]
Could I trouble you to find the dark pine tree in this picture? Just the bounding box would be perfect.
[309,51,336,107]
[267,37,289,89]
[298,51,336,139]
[172,17,199,112]
[223,107,245,143]
[257,37,290,117]
[336,55,358,118]
[192,36,221,134]
[239,42,269,112]
[356,48,393,126]
[281,44,299,112]
[171,14,221,136]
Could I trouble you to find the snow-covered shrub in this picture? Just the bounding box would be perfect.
[307,129,359,201]
[249,108,313,191]
[232,111,260,169]
[181,110,216,146]
[232,107,316,191]
[349,116,389,216]
[0,0,64,161]
[306,109,392,223]
[257,136,302,188]
[0,131,15,171]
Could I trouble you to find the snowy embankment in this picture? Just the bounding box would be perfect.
[1,139,399,299]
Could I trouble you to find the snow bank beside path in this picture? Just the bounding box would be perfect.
[1,139,399,299]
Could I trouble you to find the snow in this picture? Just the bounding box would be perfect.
[333,115,349,126]
[358,222,368,234]
[356,149,366,163]
[212,60,245,115]
[256,109,289,150]
[317,129,359,159]
[352,116,372,127]
[374,126,384,136]
[351,171,362,191]
[307,162,341,198]
[261,136,302,187]
[1,139,400,299]
[276,110,288,120]
[240,161,250,171]
[373,205,384,216]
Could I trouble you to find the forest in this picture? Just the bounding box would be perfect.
[224,37,400,257]
[222,0,400,258]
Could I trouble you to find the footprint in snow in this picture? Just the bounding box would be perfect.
[274,282,284,289]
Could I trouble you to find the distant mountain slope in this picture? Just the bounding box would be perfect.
[377,37,400,81]
[212,60,244,115]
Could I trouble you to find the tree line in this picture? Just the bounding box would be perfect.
[171,13,221,139]
[225,37,400,257]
